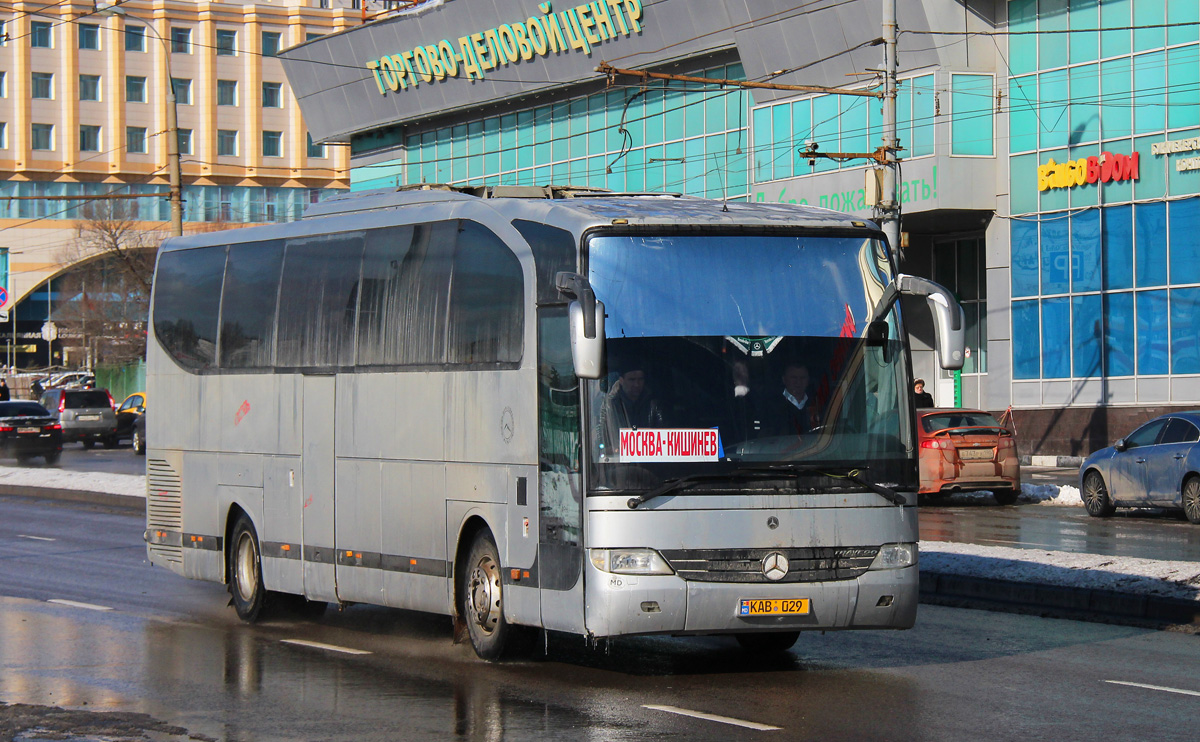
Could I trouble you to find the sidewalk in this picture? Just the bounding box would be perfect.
[2,465,1197,630]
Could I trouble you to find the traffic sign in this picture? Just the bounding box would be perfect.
[0,287,7,307]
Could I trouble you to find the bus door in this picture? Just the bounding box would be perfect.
[301,373,338,601]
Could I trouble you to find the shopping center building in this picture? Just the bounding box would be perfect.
[282,0,1200,456]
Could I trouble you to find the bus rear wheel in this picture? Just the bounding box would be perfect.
[461,531,528,661]
[735,631,800,655]
[229,515,268,622]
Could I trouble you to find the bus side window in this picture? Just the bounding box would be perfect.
[512,219,576,305]
[219,240,284,369]
[448,221,523,365]
[153,245,228,372]
[278,233,366,368]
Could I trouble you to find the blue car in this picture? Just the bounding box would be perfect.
[1079,412,1200,524]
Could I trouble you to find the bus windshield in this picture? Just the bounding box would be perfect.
[586,231,912,492]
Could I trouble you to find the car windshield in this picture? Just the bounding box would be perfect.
[65,391,111,409]
[585,231,912,492]
[922,412,1005,433]
[0,402,50,417]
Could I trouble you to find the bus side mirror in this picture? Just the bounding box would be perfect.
[557,272,605,379]
[870,274,965,370]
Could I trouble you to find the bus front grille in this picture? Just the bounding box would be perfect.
[659,547,879,583]
[146,458,184,564]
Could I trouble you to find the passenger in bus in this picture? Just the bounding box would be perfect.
[767,362,817,437]
[596,363,665,456]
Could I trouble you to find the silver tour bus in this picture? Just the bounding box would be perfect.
[144,185,964,660]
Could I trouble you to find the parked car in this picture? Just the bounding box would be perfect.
[132,412,147,456]
[917,408,1021,505]
[1079,412,1200,524]
[115,392,146,442]
[47,371,94,390]
[39,388,118,448]
[0,401,63,465]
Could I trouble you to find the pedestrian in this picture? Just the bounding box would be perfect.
[0,379,9,401]
[913,378,934,408]
[30,379,43,399]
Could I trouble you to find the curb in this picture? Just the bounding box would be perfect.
[920,571,1200,630]
[0,484,145,510]
[1021,455,1084,467]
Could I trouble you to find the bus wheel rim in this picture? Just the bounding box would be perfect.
[468,555,501,634]
[235,533,257,602]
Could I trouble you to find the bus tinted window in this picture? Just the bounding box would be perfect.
[357,224,415,365]
[219,240,283,369]
[154,246,226,371]
[448,221,523,364]
[512,220,575,304]
[278,233,365,368]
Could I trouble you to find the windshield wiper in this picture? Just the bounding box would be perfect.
[625,465,906,509]
[737,464,907,506]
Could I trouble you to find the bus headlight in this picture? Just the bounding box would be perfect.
[589,548,674,575]
[870,543,917,570]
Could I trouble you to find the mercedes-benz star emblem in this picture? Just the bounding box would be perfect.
[762,552,789,581]
[767,516,779,530]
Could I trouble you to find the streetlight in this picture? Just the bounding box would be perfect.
[94,1,183,236]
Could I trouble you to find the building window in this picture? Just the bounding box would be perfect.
[31,123,53,151]
[79,74,100,102]
[178,128,193,155]
[127,126,147,154]
[217,79,237,106]
[170,27,191,53]
[307,133,325,158]
[171,78,192,105]
[950,74,995,157]
[306,32,324,42]
[263,131,282,157]
[262,82,282,108]
[216,29,236,55]
[0,21,7,47]
[261,31,281,57]
[0,71,6,97]
[79,124,101,152]
[31,72,53,99]
[318,0,329,8]
[351,0,361,9]
[125,25,145,52]
[0,122,6,149]
[78,23,99,50]
[30,21,51,48]
[126,76,147,103]
[933,237,988,374]
[218,129,238,156]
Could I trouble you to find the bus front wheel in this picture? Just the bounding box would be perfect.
[229,515,268,622]
[461,531,527,661]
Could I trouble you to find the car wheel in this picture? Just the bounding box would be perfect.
[993,487,1019,506]
[81,440,94,450]
[132,429,145,455]
[15,453,34,466]
[1082,470,1116,517]
[1183,477,1200,525]
[735,631,800,654]
[44,451,61,466]
[460,530,532,661]
[229,515,268,622]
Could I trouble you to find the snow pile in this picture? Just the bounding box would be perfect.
[0,465,145,498]
[933,482,1083,507]
[921,540,1200,602]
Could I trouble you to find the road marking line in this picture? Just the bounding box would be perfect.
[1105,680,1200,697]
[280,639,371,655]
[18,535,56,541]
[643,705,780,731]
[48,599,112,612]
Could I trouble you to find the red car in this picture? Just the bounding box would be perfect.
[917,408,1021,504]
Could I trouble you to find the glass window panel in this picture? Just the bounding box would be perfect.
[1070,0,1098,64]
[1038,0,1068,70]
[1071,209,1102,292]
[1171,128,1200,197]
[1069,64,1099,146]
[1137,290,1169,374]
[1101,0,1131,57]
[1069,144,1099,209]
[78,24,99,50]
[962,303,979,373]
[1099,58,1132,140]
[791,99,812,176]
[1012,300,1041,379]
[448,221,523,364]
[1168,0,1200,45]
[1009,76,1038,153]
[124,26,144,52]
[1041,215,1070,294]
[1105,291,1135,376]
[950,74,993,156]
[811,95,839,173]
[1132,0,1165,51]
[1171,287,1200,373]
[170,27,191,54]
[1100,138,1134,203]
[933,242,955,291]
[772,104,791,181]
[1135,201,1167,286]
[219,241,283,369]
[1167,45,1200,131]
[79,74,100,102]
[663,87,684,141]
[1132,51,1166,135]
[216,29,236,55]
[1011,218,1040,297]
[261,31,281,57]
[1169,197,1200,284]
[1010,153,1039,215]
[643,89,663,146]
[684,82,704,138]
[1008,0,1038,75]
[840,96,869,158]
[30,21,51,48]
[1041,297,1071,378]
[1038,70,1069,150]
[1102,204,1133,290]
[911,75,935,157]
[153,246,226,371]
[1072,294,1102,378]
[1039,147,1070,213]
[277,233,365,368]
[752,107,771,182]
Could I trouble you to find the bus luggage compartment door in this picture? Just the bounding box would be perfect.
[302,374,338,602]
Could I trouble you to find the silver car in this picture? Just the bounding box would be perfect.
[1079,411,1200,524]
[39,388,118,448]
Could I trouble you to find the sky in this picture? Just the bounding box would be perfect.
[2,465,1196,603]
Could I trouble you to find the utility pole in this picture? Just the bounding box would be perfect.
[878,0,901,257]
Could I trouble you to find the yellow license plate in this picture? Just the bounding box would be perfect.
[738,598,810,616]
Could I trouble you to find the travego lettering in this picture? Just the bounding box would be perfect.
[366,1,645,96]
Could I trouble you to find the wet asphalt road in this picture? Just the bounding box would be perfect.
[52,441,146,477]
[2,495,1199,741]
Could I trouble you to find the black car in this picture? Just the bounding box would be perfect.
[0,401,63,465]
